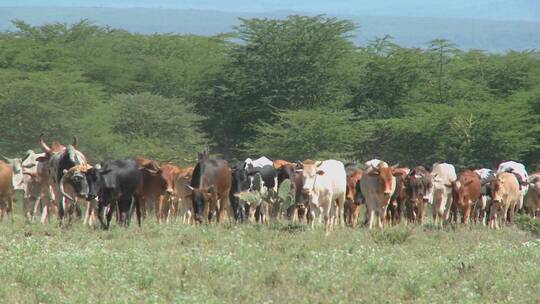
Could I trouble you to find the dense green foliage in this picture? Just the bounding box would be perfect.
[0,17,539,169]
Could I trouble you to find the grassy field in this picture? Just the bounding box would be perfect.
[0,203,539,303]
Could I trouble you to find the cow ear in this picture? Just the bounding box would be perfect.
[315,161,323,167]
[316,170,325,175]
[391,163,399,169]
[207,186,215,194]
[295,169,303,173]
[63,169,68,174]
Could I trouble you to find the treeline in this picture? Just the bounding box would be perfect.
[0,16,539,169]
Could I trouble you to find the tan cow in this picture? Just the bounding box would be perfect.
[524,173,540,218]
[360,160,397,229]
[0,161,15,222]
[489,172,520,229]
[174,167,194,224]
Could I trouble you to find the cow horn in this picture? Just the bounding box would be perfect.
[185,184,194,191]
[39,133,52,154]
[1,155,9,162]
[22,150,32,162]
[60,174,75,202]
[72,136,78,148]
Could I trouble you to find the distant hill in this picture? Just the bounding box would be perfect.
[1,6,539,52]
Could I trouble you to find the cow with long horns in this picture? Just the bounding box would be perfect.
[39,134,87,224]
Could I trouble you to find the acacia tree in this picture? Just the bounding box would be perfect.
[197,15,356,158]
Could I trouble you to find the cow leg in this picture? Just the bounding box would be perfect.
[7,193,14,223]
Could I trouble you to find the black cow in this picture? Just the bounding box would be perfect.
[230,163,251,222]
[188,158,232,223]
[66,159,143,229]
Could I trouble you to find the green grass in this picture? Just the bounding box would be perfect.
[0,205,539,303]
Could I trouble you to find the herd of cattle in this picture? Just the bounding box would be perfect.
[0,135,539,234]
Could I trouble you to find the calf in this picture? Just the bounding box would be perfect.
[230,162,251,223]
[489,172,520,229]
[524,173,540,218]
[344,163,363,227]
[431,163,457,226]
[405,166,432,225]
[359,160,397,229]
[0,161,15,222]
[300,159,346,234]
[451,170,481,224]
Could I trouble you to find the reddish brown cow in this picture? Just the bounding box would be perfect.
[451,170,481,224]
[344,166,363,227]
[0,161,15,222]
[135,157,166,220]
[273,159,292,169]
[388,168,409,225]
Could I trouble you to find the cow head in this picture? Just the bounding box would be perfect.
[1,152,38,191]
[60,164,93,201]
[369,162,398,197]
[406,166,433,203]
[297,160,325,204]
[528,174,540,194]
[160,164,181,196]
[185,184,214,223]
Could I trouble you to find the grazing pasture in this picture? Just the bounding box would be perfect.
[0,201,539,303]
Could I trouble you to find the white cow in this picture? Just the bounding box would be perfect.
[300,159,346,234]
[497,161,528,211]
[431,163,457,226]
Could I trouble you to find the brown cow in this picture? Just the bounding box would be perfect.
[344,164,363,227]
[273,159,292,169]
[187,157,232,223]
[360,160,397,229]
[489,172,520,229]
[451,170,481,224]
[405,166,432,224]
[388,168,409,225]
[524,173,540,218]
[135,157,166,220]
[157,163,181,224]
[0,161,15,222]
[174,167,194,224]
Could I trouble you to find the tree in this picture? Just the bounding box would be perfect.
[244,108,371,161]
[109,93,208,162]
[197,15,356,157]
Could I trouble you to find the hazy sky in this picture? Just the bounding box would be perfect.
[3,0,539,21]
